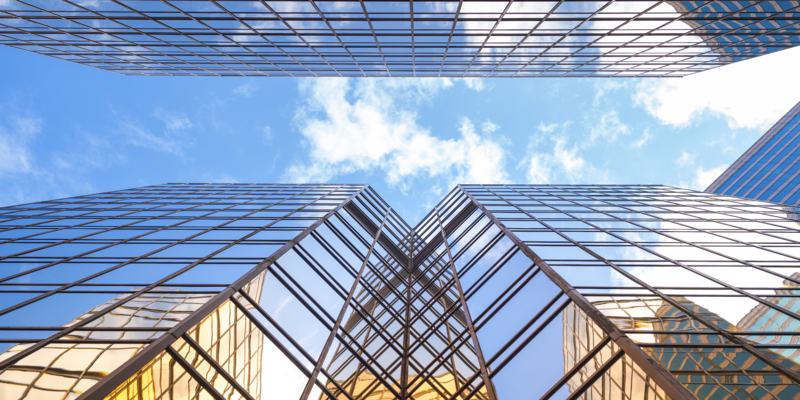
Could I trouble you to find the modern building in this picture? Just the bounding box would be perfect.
[1,1,799,77]
[1,183,800,400]
[706,101,800,206]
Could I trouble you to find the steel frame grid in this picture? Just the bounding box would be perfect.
[0,0,799,77]
[2,184,800,400]
[706,100,800,207]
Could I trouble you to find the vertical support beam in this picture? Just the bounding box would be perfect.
[78,185,369,400]
[457,185,696,400]
[299,207,393,400]
[433,206,499,400]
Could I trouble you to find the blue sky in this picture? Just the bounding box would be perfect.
[2,44,800,224]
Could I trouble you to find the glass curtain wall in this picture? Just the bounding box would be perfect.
[2,183,800,400]
[1,1,799,77]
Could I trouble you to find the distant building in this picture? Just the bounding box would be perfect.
[1,1,799,76]
[706,101,800,206]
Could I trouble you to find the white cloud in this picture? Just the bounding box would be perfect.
[115,108,194,156]
[675,151,696,167]
[594,80,629,106]
[458,78,486,92]
[693,164,729,190]
[0,113,41,177]
[632,129,653,148]
[154,108,193,131]
[634,46,800,130]
[523,122,609,184]
[285,78,509,189]
[586,110,630,146]
[233,81,258,98]
[481,120,500,134]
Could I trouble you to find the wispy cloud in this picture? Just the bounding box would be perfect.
[675,151,696,167]
[285,78,509,189]
[522,122,609,184]
[114,108,194,157]
[0,111,41,177]
[233,81,258,98]
[586,110,631,147]
[693,164,728,190]
[632,129,653,148]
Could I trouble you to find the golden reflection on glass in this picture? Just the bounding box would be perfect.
[562,303,669,400]
[0,291,215,400]
[583,293,800,399]
[104,273,265,400]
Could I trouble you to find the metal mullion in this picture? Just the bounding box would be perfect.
[111,0,240,76]
[205,0,304,76]
[358,264,405,309]
[487,298,572,375]
[309,229,360,278]
[291,244,350,298]
[409,277,458,328]
[568,1,669,76]
[459,245,518,298]
[270,263,336,328]
[330,330,402,397]
[557,189,800,317]
[455,231,505,276]
[529,0,617,77]
[450,216,493,262]
[461,0,514,77]
[344,290,405,351]
[408,267,457,320]
[657,0,797,75]
[541,336,613,400]
[179,333,255,400]
[407,328,471,391]
[482,292,566,366]
[407,291,466,360]
[433,207,498,400]
[565,348,625,400]
[306,0,363,77]
[0,185,275,314]
[357,0,391,76]
[235,290,319,367]
[230,296,345,400]
[1,2,164,75]
[625,192,800,276]
[0,184,307,317]
[326,214,373,258]
[76,185,368,400]
[299,206,391,399]
[508,0,564,77]
[675,1,800,70]
[408,257,455,305]
[0,183,267,257]
[58,0,203,75]
[471,266,543,328]
[0,185,167,234]
[335,211,379,250]
[513,188,800,384]
[164,346,226,400]
[436,0,463,76]
[459,185,696,400]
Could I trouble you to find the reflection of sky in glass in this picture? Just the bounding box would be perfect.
[3,183,800,399]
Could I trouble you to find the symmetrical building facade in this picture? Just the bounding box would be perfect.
[1,183,800,400]
[1,0,799,76]
[706,100,800,207]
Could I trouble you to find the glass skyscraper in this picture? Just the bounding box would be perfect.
[1,0,799,77]
[706,100,800,206]
[2,183,800,400]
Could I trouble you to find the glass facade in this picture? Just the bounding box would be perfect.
[1,183,800,400]
[707,101,800,206]
[1,1,799,77]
